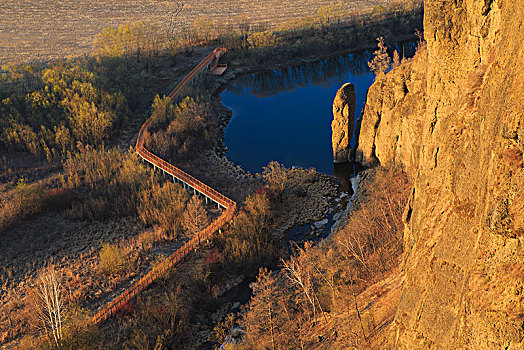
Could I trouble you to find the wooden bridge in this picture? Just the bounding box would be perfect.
[91,48,235,325]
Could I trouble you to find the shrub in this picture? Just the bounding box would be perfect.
[92,21,162,58]
[63,145,149,220]
[262,161,289,202]
[222,191,279,271]
[99,242,129,275]
[335,166,410,283]
[144,96,218,161]
[58,302,96,350]
[138,181,188,238]
[248,31,278,49]
[0,177,47,232]
[43,188,78,210]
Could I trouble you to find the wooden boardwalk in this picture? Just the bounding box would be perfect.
[91,48,236,325]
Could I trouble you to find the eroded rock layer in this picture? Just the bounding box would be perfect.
[355,0,524,348]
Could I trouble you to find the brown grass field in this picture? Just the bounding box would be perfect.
[0,0,387,65]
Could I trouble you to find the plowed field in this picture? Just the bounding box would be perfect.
[0,0,386,64]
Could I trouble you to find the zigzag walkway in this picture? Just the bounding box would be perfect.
[91,48,236,325]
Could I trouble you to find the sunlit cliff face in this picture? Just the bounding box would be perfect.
[353,0,524,348]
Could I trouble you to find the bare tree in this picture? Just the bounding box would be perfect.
[281,253,317,322]
[243,191,272,235]
[262,161,289,202]
[35,266,65,347]
[336,226,375,282]
[182,195,209,238]
[236,15,251,50]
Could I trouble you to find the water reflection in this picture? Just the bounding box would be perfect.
[222,41,417,188]
[228,50,372,98]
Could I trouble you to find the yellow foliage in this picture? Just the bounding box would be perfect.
[99,242,128,275]
[92,21,162,57]
[248,31,278,49]
[192,15,216,42]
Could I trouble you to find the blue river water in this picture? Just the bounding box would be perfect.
[221,43,416,176]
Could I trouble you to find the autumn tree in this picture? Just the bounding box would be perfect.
[242,269,282,350]
[192,15,216,43]
[62,145,150,220]
[236,15,251,50]
[281,245,318,322]
[63,94,114,145]
[223,191,279,271]
[229,168,411,348]
[0,62,129,159]
[391,49,401,69]
[247,31,278,49]
[368,36,390,76]
[149,94,175,131]
[262,161,289,202]
[211,313,236,345]
[92,21,162,59]
[145,97,217,161]
[182,195,209,238]
[316,3,345,30]
[242,191,272,235]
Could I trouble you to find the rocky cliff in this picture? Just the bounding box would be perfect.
[356,49,427,174]
[332,83,357,163]
[355,0,524,348]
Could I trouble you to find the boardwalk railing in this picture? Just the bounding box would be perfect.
[91,47,235,325]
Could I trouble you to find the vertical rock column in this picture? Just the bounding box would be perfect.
[331,83,356,163]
